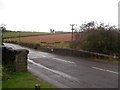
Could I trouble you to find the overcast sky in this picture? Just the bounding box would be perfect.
[0,0,119,32]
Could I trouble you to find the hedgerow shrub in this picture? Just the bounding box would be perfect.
[71,22,120,57]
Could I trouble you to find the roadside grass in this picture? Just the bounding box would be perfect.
[3,31,49,38]
[2,71,56,89]
[94,58,119,64]
[51,42,70,48]
[0,65,2,89]
[0,65,2,79]
[40,41,70,48]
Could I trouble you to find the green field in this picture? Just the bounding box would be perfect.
[2,31,50,38]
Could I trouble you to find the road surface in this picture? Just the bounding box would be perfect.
[4,43,118,88]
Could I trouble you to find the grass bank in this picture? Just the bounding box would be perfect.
[94,58,119,64]
[2,71,56,89]
[39,41,70,48]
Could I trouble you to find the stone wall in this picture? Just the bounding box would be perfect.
[15,42,114,59]
[2,47,29,72]
[13,42,114,59]
[37,47,114,59]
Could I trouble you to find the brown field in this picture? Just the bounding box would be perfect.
[4,34,72,44]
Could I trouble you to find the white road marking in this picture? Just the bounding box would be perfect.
[28,59,78,81]
[42,55,47,58]
[53,58,75,64]
[28,56,38,58]
[92,67,118,74]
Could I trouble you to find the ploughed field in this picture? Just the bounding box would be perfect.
[4,34,72,44]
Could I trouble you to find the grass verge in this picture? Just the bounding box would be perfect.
[2,71,56,89]
[40,42,70,48]
[94,58,119,64]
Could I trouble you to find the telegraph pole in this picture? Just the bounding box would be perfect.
[70,24,75,41]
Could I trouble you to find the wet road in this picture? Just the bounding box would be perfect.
[4,43,118,88]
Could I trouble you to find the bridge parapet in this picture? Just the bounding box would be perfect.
[2,46,29,72]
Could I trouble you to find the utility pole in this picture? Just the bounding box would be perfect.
[70,24,75,41]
